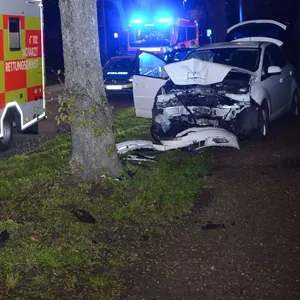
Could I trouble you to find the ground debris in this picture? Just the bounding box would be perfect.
[127,170,136,178]
[123,154,157,162]
[72,209,97,224]
[201,223,226,230]
[241,288,246,296]
[117,169,137,181]
[0,230,9,243]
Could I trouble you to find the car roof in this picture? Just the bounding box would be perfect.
[194,41,265,51]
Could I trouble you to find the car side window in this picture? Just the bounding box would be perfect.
[267,45,287,68]
[261,49,272,81]
[139,52,166,78]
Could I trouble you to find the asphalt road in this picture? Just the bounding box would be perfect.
[123,115,300,299]
[0,86,134,160]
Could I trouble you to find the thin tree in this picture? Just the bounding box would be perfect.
[59,0,121,181]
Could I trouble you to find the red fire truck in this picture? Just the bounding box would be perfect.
[128,15,198,53]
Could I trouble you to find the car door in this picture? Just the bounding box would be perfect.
[259,46,285,120]
[267,44,294,114]
[133,52,168,119]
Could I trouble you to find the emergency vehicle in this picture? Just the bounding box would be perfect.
[128,15,198,53]
[0,0,45,150]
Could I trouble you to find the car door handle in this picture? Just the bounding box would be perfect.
[290,71,293,76]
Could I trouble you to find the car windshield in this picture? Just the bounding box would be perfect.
[171,49,191,62]
[186,48,260,72]
[104,58,136,71]
[129,27,171,47]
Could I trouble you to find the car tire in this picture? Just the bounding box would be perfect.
[0,117,13,151]
[290,91,299,119]
[256,103,269,140]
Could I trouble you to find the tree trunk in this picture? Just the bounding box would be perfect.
[206,0,227,43]
[59,0,121,181]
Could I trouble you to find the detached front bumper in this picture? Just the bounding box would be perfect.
[116,127,239,154]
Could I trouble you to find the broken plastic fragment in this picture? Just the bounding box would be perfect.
[201,223,226,230]
[212,137,229,144]
[124,154,157,162]
[0,230,9,243]
[155,114,171,133]
[72,209,96,224]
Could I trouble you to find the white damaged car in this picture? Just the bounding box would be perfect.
[117,25,299,154]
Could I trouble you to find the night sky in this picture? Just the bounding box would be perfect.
[43,0,300,71]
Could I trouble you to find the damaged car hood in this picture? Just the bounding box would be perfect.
[163,58,256,86]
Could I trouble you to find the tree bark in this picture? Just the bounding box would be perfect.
[59,0,121,181]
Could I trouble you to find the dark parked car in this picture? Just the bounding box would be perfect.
[103,56,136,95]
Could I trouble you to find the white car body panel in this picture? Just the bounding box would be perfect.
[278,65,295,116]
[116,127,239,154]
[163,59,256,86]
[283,68,296,110]
[133,75,167,118]
[232,37,283,47]
[127,38,299,154]
[251,66,295,121]
[286,72,299,112]
[227,19,287,33]
[252,45,297,120]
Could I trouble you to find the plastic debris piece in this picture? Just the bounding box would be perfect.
[201,223,226,230]
[0,230,9,243]
[124,154,157,162]
[73,209,96,224]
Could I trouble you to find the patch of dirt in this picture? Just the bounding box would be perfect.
[89,183,115,197]
[121,117,300,300]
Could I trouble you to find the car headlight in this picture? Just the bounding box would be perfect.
[129,78,133,82]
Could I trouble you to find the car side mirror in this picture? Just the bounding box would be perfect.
[268,66,282,74]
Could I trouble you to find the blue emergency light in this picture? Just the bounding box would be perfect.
[129,12,173,26]
[130,19,143,24]
[158,17,172,23]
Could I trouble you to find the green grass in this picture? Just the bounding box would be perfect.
[113,107,152,142]
[0,107,211,299]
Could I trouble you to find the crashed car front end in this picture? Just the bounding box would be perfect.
[151,59,258,143]
[116,58,260,155]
